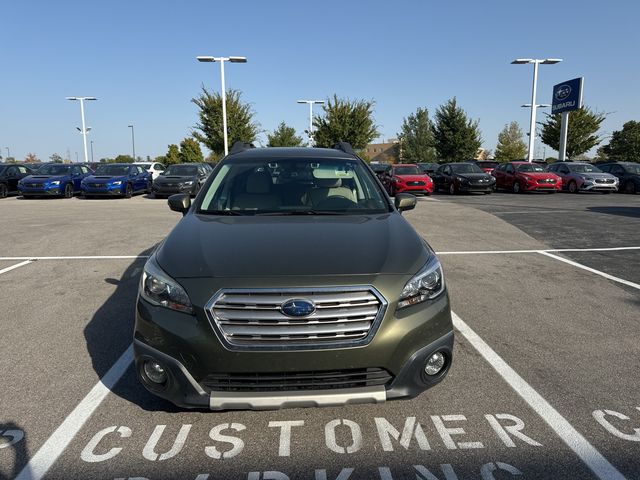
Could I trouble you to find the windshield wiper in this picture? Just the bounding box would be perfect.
[255,210,348,216]
[198,210,247,216]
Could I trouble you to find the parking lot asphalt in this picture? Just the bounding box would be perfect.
[1,191,639,480]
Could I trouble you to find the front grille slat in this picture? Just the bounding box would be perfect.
[207,288,386,350]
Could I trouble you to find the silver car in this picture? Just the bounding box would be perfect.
[548,162,618,193]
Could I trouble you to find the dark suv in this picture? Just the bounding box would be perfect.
[0,164,33,198]
[597,162,640,194]
[134,142,453,410]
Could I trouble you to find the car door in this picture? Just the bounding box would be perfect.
[70,165,84,191]
[5,166,20,192]
[609,165,625,183]
[503,164,516,189]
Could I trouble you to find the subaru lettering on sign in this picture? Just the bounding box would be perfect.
[552,77,583,114]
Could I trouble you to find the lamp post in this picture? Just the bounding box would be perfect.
[297,100,324,147]
[90,140,94,162]
[512,59,562,162]
[66,96,97,163]
[5,147,10,160]
[128,125,136,162]
[196,55,247,156]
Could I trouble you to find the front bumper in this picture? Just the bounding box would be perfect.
[82,184,125,196]
[580,182,618,191]
[19,186,61,196]
[524,182,561,191]
[152,184,197,196]
[457,182,494,192]
[133,280,454,410]
[394,184,434,194]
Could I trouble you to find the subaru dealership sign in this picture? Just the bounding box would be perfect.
[552,77,583,114]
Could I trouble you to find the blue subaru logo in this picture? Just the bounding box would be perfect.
[281,299,316,317]
[555,85,571,101]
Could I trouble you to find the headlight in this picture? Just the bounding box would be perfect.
[140,256,193,314]
[398,256,445,309]
[50,180,61,186]
[456,176,468,183]
[183,180,194,186]
[112,181,122,186]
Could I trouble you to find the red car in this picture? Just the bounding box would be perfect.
[493,161,561,193]
[384,164,434,196]
[475,160,499,174]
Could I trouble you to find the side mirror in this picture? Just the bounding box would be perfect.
[168,194,191,216]
[394,193,417,213]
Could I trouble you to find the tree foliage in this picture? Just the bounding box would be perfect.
[114,154,134,163]
[178,137,204,163]
[312,95,379,149]
[601,120,640,161]
[495,122,527,162]
[267,121,304,147]
[431,98,482,162]
[49,153,63,163]
[192,87,259,156]
[24,153,39,163]
[165,144,181,165]
[397,107,436,162]
[540,107,606,159]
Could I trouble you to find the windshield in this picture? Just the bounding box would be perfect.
[136,163,151,169]
[623,163,640,174]
[568,164,601,173]
[451,163,484,174]
[517,164,545,173]
[94,164,130,176]
[477,161,498,168]
[199,157,389,215]
[0,165,6,175]
[394,166,421,175]
[165,165,199,176]
[37,164,71,175]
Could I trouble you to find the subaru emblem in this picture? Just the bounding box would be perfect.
[281,299,316,317]
[555,85,571,101]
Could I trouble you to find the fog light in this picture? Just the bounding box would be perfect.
[143,360,167,384]
[424,352,446,376]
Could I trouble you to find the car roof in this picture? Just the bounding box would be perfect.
[393,163,419,167]
[168,163,204,166]
[228,147,355,161]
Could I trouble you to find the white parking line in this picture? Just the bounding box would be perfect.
[0,260,34,275]
[436,246,640,255]
[0,255,149,261]
[452,312,626,480]
[539,251,640,291]
[15,346,134,480]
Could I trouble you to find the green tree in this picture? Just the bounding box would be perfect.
[540,107,606,159]
[165,144,181,165]
[397,107,436,162]
[179,137,204,163]
[114,154,134,163]
[601,120,640,161]
[267,121,304,147]
[431,98,482,162]
[49,153,63,163]
[312,95,379,149]
[495,122,527,162]
[192,87,260,156]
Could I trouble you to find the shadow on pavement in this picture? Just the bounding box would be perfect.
[83,247,180,413]
[587,206,640,219]
[0,422,29,480]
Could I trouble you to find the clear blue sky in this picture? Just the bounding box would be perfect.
[1,0,638,161]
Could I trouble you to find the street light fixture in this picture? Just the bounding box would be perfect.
[197,55,248,156]
[90,140,94,162]
[66,96,97,163]
[128,125,136,162]
[511,58,562,162]
[297,100,325,147]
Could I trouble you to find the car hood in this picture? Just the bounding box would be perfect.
[22,174,68,182]
[85,175,128,182]
[155,175,198,183]
[571,172,617,179]
[395,174,432,182]
[157,213,429,278]
[516,171,557,179]
[455,173,493,181]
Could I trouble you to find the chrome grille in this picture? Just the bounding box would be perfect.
[537,178,556,184]
[595,178,615,184]
[206,288,386,350]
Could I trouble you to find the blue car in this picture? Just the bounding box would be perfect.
[18,163,93,198]
[81,163,152,198]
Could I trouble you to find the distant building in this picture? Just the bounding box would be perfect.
[364,139,399,163]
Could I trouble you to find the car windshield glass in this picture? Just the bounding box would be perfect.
[94,165,130,175]
[199,157,389,215]
[137,163,151,169]
[624,164,640,174]
[394,166,421,175]
[0,165,7,175]
[450,163,484,174]
[37,164,70,175]
[516,164,545,172]
[477,161,498,168]
[165,165,199,176]
[568,164,601,173]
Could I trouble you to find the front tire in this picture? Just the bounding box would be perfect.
[64,183,74,198]
[0,184,7,198]
[123,183,133,198]
[513,182,522,194]
[146,181,152,194]
[623,181,637,194]
[449,183,457,195]
[568,181,578,193]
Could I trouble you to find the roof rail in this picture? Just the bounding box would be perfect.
[332,142,356,155]
[228,141,256,155]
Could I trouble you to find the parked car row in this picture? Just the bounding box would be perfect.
[0,162,213,199]
[369,160,639,196]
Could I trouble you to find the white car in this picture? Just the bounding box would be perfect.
[134,162,165,180]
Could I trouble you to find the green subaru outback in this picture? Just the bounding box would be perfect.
[134,142,453,410]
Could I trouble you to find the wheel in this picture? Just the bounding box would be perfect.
[449,183,457,195]
[513,182,522,194]
[64,183,74,198]
[0,184,7,198]
[568,181,578,193]
[623,181,637,194]
[123,183,133,198]
[146,181,152,194]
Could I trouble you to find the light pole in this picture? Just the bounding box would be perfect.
[196,55,247,156]
[512,58,562,162]
[297,100,324,147]
[128,125,136,162]
[5,147,10,160]
[66,96,97,163]
[90,140,94,162]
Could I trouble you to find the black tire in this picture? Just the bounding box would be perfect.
[146,181,152,194]
[623,181,637,194]
[64,183,74,198]
[513,182,522,194]
[449,183,457,195]
[124,183,133,198]
[568,181,578,193]
[0,184,7,198]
